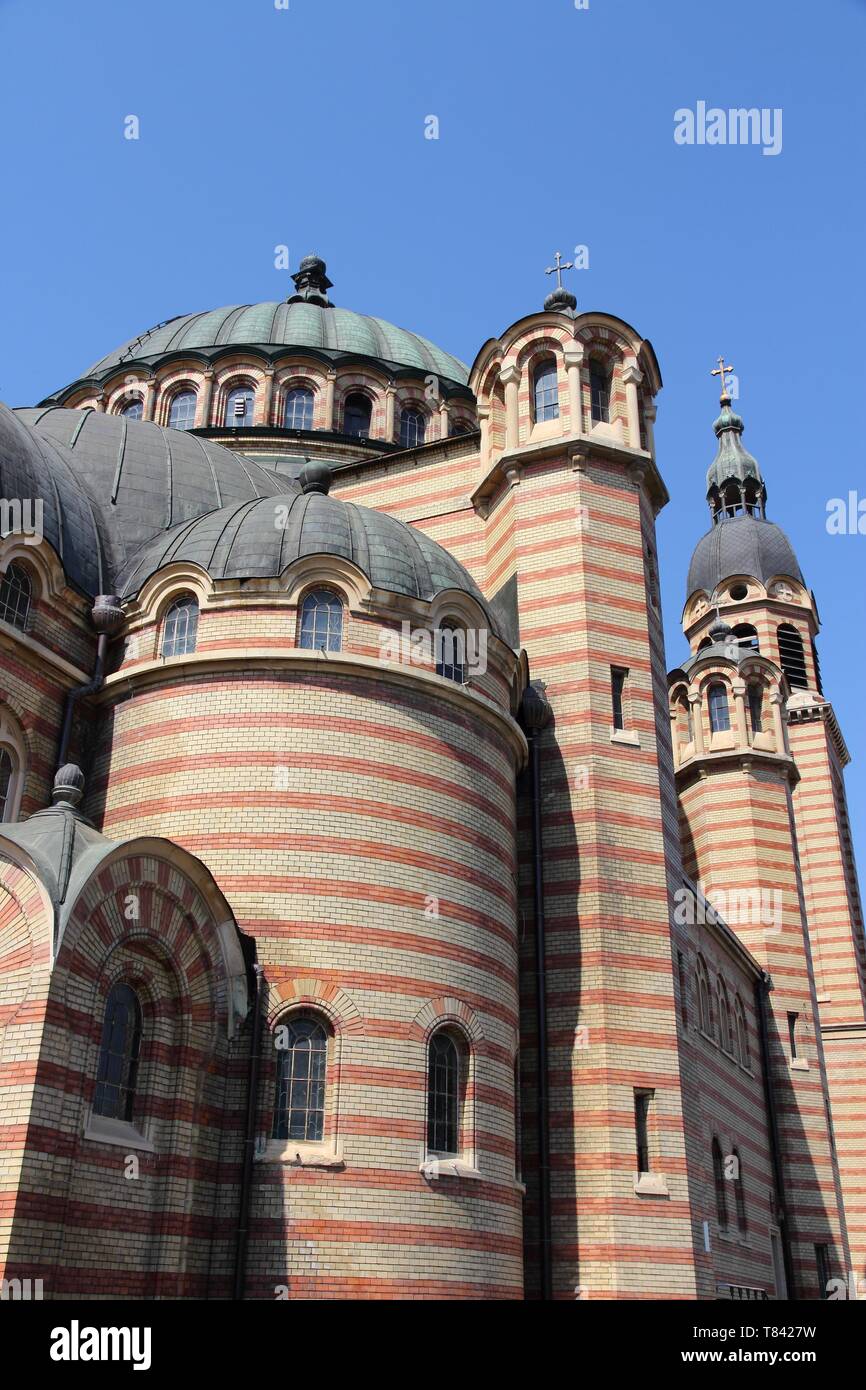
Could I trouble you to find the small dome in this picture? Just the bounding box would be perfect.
[686,514,803,599]
[116,490,503,637]
[14,407,288,585]
[0,402,105,595]
[706,403,763,494]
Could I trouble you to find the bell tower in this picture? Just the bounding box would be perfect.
[673,373,861,1296]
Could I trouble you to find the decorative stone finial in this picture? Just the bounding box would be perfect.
[288,254,334,308]
[708,613,733,645]
[92,594,125,634]
[52,764,85,810]
[298,461,332,495]
[544,250,577,314]
[521,683,553,732]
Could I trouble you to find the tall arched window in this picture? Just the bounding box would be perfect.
[733,1148,748,1232]
[436,625,466,684]
[168,390,197,431]
[161,593,199,658]
[0,747,16,822]
[120,398,143,420]
[735,997,749,1066]
[712,1137,728,1229]
[225,385,255,427]
[707,683,730,733]
[589,360,610,423]
[717,980,734,1054]
[426,1029,464,1156]
[298,588,343,651]
[399,408,426,448]
[778,623,808,689]
[343,393,372,438]
[272,1015,329,1143]
[283,387,314,430]
[533,358,559,422]
[697,956,713,1035]
[93,982,143,1121]
[748,682,764,734]
[0,563,32,631]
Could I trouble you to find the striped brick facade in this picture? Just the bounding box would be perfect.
[1,292,863,1301]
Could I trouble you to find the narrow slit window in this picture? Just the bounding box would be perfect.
[635,1089,652,1173]
[611,667,628,730]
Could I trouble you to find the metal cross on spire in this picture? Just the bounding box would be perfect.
[711,355,735,400]
[545,250,574,291]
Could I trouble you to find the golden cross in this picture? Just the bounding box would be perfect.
[545,250,574,290]
[711,356,734,398]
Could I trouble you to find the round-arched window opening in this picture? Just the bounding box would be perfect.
[729,584,748,601]
[343,393,372,439]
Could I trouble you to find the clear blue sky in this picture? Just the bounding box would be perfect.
[1,0,864,876]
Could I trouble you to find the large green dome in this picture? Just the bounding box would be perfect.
[81,300,468,385]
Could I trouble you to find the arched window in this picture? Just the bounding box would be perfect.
[120,398,143,420]
[732,623,759,652]
[93,982,143,1121]
[161,593,198,658]
[735,997,749,1066]
[436,625,466,684]
[399,408,426,449]
[343,393,372,438]
[778,623,808,689]
[712,1137,728,1229]
[0,747,16,822]
[717,980,734,1054]
[748,682,764,734]
[298,588,343,652]
[589,360,610,423]
[168,390,197,431]
[450,418,473,436]
[225,385,255,427]
[708,683,730,733]
[733,1148,748,1232]
[283,387,314,430]
[697,956,713,1035]
[427,1029,465,1155]
[675,694,694,746]
[0,563,32,631]
[533,358,559,423]
[272,1015,329,1143]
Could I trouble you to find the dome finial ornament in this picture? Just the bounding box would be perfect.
[710,355,735,405]
[288,253,334,308]
[544,250,577,313]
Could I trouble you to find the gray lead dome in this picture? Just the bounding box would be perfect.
[686,514,803,598]
[116,489,503,637]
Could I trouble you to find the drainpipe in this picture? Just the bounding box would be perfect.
[56,594,124,771]
[521,684,553,1300]
[233,960,264,1301]
[755,970,796,1299]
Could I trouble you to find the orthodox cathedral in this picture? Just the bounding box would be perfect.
[0,256,863,1300]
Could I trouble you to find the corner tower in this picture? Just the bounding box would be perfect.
[676,377,864,1296]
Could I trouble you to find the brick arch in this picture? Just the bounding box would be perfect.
[411,994,484,1045]
[267,976,364,1035]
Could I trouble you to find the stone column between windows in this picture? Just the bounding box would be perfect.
[732,679,749,746]
[438,397,450,440]
[500,364,520,451]
[324,370,337,431]
[689,690,705,756]
[564,342,586,434]
[261,368,275,428]
[644,401,657,458]
[142,379,157,422]
[623,360,643,450]
[770,689,788,753]
[197,370,214,428]
[477,404,490,469]
[385,385,396,442]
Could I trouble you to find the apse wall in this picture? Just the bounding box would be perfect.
[91,636,527,1298]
